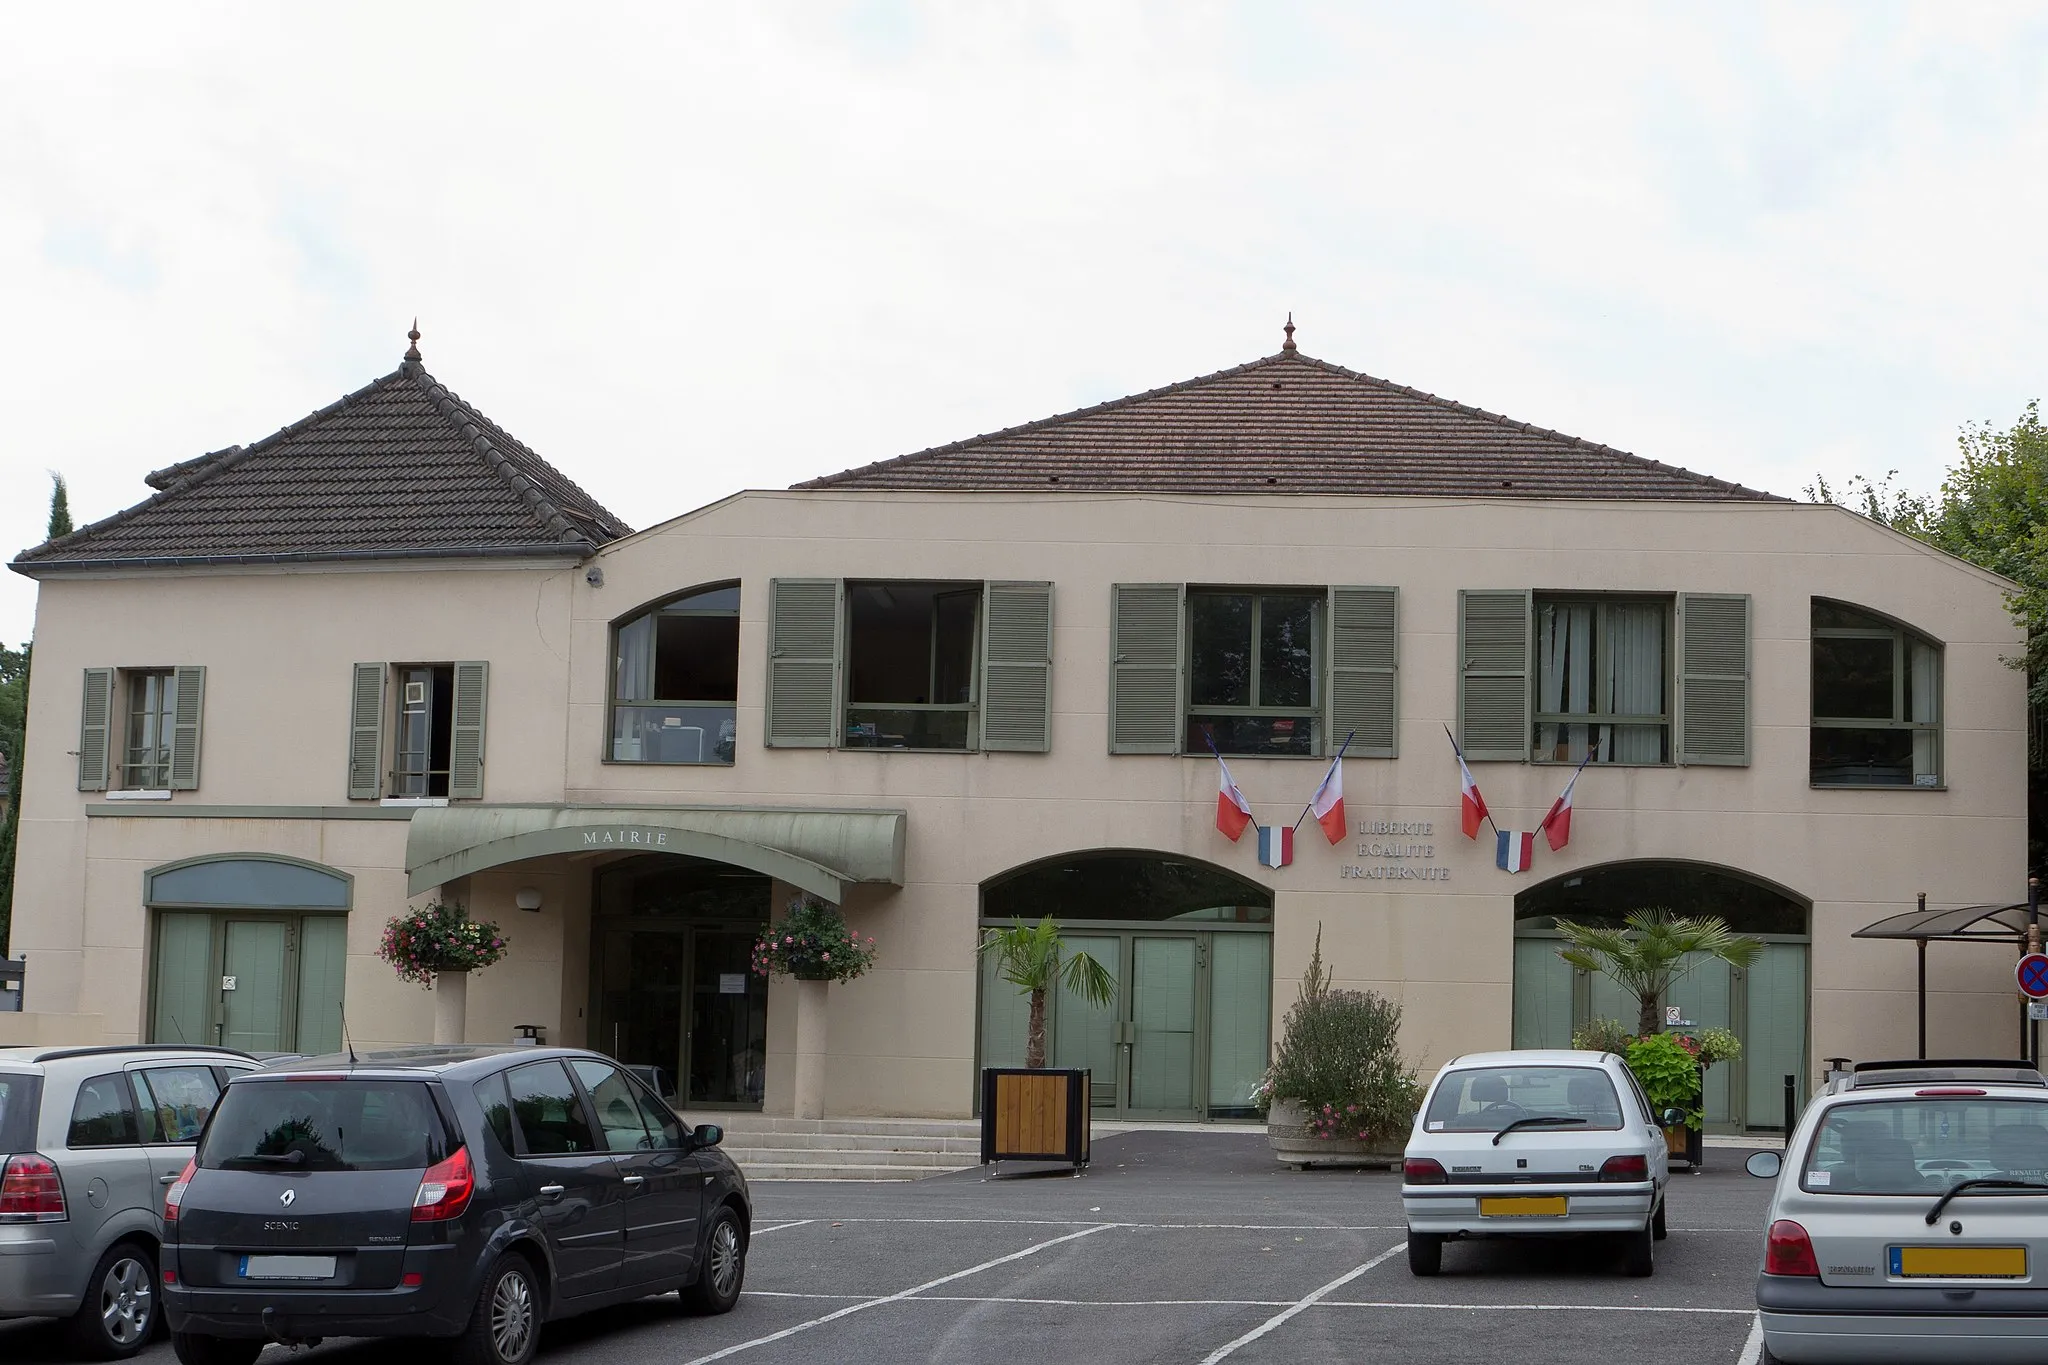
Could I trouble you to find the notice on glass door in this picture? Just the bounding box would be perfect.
[719,973,747,995]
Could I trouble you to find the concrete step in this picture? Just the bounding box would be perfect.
[713,1116,977,1140]
[716,1131,981,1155]
[723,1144,972,1168]
[738,1160,975,1181]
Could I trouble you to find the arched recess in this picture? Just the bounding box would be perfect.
[145,852,353,911]
[610,580,741,765]
[977,849,1274,1123]
[1511,858,1810,1135]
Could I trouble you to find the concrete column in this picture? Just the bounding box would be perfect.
[433,970,469,1045]
[793,977,829,1119]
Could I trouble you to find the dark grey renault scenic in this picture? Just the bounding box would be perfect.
[161,1046,750,1365]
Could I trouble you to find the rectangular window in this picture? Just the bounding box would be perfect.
[67,1073,141,1148]
[1185,590,1321,756]
[1532,596,1671,764]
[1811,601,1941,786]
[843,581,981,750]
[393,664,454,797]
[123,670,177,789]
[131,1066,223,1144]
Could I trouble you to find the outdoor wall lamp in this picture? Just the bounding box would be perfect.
[515,887,544,912]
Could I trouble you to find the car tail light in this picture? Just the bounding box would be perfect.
[164,1159,197,1222]
[402,1272,424,1287]
[1764,1220,1820,1277]
[412,1146,475,1222]
[1403,1157,1448,1185]
[1599,1154,1649,1182]
[0,1154,67,1222]
[161,1268,177,1285]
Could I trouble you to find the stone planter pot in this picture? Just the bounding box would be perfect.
[432,969,468,1045]
[1267,1098,1406,1170]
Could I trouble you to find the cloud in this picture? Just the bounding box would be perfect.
[3,1,2047,643]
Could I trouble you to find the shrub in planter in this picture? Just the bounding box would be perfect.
[752,895,877,983]
[1571,1017,1635,1056]
[1625,1032,1703,1130]
[378,900,507,987]
[1264,929,1421,1155]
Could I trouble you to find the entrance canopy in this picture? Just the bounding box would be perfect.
[405,804,906,902]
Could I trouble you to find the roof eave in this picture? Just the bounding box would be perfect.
[9,541,596,579]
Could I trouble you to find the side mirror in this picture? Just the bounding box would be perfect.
[1661,1108,1685,1127]
[1744,1150,1783,1179]
[691,1123,724,1151]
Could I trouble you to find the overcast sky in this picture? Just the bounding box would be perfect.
[5,2,2047,645]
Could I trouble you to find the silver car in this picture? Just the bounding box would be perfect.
[0,1046,257,1358]
[1401,1049,1676,1277]
[1746,1058,2048,1363]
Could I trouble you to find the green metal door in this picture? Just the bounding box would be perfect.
[221,920,290,1054]
[1745,943,1809,1130]
[1127,936,1198,1116]
[1055,935,1122,1112]
[153,913,215,1048]
[1667,959,1736,1128]
[1511,938,1574,1049]
[1207,933,1271,1119]
[296,917,348,1056]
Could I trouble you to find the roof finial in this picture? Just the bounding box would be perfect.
[404,319,422,363]
[1281,312,1296,352]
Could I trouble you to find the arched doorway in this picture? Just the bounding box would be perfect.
[978,851,1273,1122]
[588,854,771,1110]
[1511,860,1811,1133]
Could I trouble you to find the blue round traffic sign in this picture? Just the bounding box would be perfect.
[2019,953,2048,1000]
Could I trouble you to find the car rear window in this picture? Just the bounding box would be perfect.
[1423,1066,1625,1134]
[199,1079,450,1172]
[1804,1098,2048,1194]
[0,1072,40,1152]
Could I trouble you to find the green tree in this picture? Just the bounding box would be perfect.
[1553,910,1763,1037]
[46,473,72,540]
[0,640,27,955]
[977,915,1115,1069]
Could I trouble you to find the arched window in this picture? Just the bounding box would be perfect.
[611,583,739,765]
[1810,600,1941,787]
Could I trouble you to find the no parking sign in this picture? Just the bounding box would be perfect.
[2018,952,2048,1000]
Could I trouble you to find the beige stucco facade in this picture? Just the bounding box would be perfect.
[9,490,2030,1117]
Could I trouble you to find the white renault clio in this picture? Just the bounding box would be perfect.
[1745,1058,2048,1364]
[1401,1049,1675,1277]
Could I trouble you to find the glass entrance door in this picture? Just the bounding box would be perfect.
[687,929,767,1106]
[595,925,767,1109]
[1127,936,1198,1116]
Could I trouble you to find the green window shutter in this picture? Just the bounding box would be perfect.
[1677,593,1750,766]
[167,665,206,790]
[78,667,114,792]
[1457,589,1532,761]
[1109,583,1184,754]
[1327,586,1398,758]
[450,661,490,799]
[347,663,386,800]
[980,581,1053,753]
[767,578,843,748]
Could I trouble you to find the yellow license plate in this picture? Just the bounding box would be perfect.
[1479,1196,1568,1217]
[1892,1246,2027,1278]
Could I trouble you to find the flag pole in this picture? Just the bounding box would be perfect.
[1292,730,1354,832]
[1204,727,1259,834]
[1444,724,1502,836]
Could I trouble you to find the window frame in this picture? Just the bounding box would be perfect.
[841,579,984,753]
[1529,593,1674,767]
[606,582,741,766]
[1182,587,1324,758]
[1810,600,1943,789]
[390,663,454,798]
[121,668,177,791]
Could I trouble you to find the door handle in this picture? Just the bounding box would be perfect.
[621,1175,646,1187]
[538,1184,566,1199]
[159,1174,179,1185]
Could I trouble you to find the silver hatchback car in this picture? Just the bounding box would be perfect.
[1746,1058,2048,1363]
[0,1046,257,1358]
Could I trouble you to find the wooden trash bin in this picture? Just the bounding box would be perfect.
[980,1068,1091,1172]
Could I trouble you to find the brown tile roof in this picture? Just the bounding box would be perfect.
[13,354,628,572]
[797,350,1781,501]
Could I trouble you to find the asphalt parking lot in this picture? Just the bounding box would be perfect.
[1,1131,1775,1365]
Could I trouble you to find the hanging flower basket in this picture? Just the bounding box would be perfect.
[752,895,877,983]
[378,900,508,988]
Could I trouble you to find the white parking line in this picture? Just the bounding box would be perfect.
[1195,1242,1408,1364]
[1322,1301,1754,1315]
[749,1220,813,1235]
[682,1223,1120,1363]
[745,1290,1752,1315]
[1737,1313,1764,1365]
[750,1215,1756,1234]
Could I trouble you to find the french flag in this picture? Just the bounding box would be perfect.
[1258,825,1293,868]
[1308,754,1346,845]
[1541,753,1590,852]
[1447,728,1489,840]
[1216,755,1254,842]
[1496,830,1535,874]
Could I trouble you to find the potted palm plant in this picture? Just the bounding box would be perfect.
[977,916,1115,1170]
[1262,928,1421,1169]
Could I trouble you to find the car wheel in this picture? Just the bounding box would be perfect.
[170,1333,265,1365]
[1406,1232,1443,1277]
[453,1254,542,1365]
[1652,1197,1668,1241]
[67,1242,159,1359]
[682,1207,747,1314]
[1621,1221,1655,1277]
